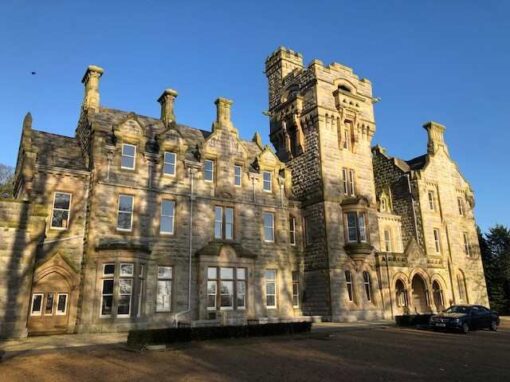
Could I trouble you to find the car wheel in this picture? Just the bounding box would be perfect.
[490,321,498,331]
[462,323,469,334]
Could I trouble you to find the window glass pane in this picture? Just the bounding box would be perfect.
[204,160,214,181]
[164,152,176,175]
[264,213,274,242]
[220,267,234,280]
[208,267,217,279]
[161,200,175,234]
[162,200,175,216]
[54,193,71,210]
[157,280,172,311]
[265,270,276,280]
[263,171,272,191]
[119,195,133,212]
[207,281,217,309]
[45,293,54,315]
[119,279,133,294]
[237,281,246,308]
[347,212,357,242]
[123,144,135,156]
[225,208,234,240]
[214,206,223,239]
[102,279,114,295]
[51,209,69,229]
[158,266,172,279]
[104,264,115,276]
[121,144,136,169]
[117,295,131,315]
[101,295,113,316]
[234,165,242,186]
[31,294,42,314]
[358,214,367,242]
[236,268,246,280]
[120,263,134,277]
[220,281,233,308]
[57,294,67,314]
[266,295,276,307]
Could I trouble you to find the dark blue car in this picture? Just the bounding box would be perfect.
[430,305,500,334]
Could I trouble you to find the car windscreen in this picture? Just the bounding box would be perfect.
[445,306,470,314]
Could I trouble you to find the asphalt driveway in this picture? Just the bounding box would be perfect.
[1,318,509,381]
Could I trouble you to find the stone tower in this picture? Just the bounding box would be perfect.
[265,47,382,320]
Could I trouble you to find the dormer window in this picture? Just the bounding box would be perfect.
[204,160,214,182]
[121,144,136,170]
[163,152,176,176]
[263,171,272,192]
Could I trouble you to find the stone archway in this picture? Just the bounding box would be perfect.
[411,274,428,313]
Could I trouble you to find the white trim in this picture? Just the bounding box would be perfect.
[204,160,214,183]
[163,151,176,176]
[50,191,72,230]
[30,293,44,316]
[160,200,176,235]
[121,143,137,170]
[234,165,242,187]
[262,171,272,192]
[263,212,275,243]
[265,269,277,309]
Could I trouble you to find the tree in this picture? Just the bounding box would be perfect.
[480,225,510,314]
[0,163,14,198]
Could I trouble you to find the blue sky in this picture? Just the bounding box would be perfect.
[0,1,508,231]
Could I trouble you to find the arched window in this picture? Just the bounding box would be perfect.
[395,279,408,307]
[432,281,444,311]
[345,270,354,302]
[363,271,372,302]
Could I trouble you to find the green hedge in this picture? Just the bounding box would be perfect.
[127,321,312,349]
[395,314,433,326]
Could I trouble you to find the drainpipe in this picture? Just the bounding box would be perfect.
[384,254,394,319]
[174,164,199,327]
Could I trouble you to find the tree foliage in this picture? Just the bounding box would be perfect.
[479,225,510,314]
[0,163,14,198]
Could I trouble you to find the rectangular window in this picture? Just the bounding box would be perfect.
[289,216,296,246]
[433,229,441,253]
[207,267,218,311]
[156,266,172,312]
[207,266,246,311]
[463,232,471,256]
[160,200,175,234]
[457,197,465,216]
[163,152,176,176]
[428,191,436,211]
[225,207,234,240]
[358,214,367,242]
[101,264,115,317]
[234,165,242,187]
[342,168,355,196]
[214,206,223,239]
[51,192,71,229]
[214,206,234,240]
[220,267,234,310]
[346,212,368,243]
[137,264,144,318]
[345,270,354,302]
[343,128,350,150]
[44,293,54,315]
[384,230,392,252]
[265,269,277,308]
[121,143,136,170]
[263,171,272,192]
[204,160,214,182]
[118,263,133,317]
[292,271,299,308]
[30,293,43,316]
[236,268,246,309]
[56,294,68,315]
[363,271,372,302]
[263,212,275,242]
[117,195,134,231]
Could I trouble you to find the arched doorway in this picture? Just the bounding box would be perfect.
[432,281,444,312]
[411,274,428,313]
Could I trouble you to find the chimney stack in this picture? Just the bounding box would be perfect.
[213,97,234,131]
[158,89,178,126]
[423,121,448,155]
[81,65,104,112]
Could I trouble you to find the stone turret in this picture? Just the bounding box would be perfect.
[81,65,104,112]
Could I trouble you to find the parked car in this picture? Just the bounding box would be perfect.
[429,305,500,333]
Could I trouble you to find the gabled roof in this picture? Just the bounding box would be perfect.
[405,154,428,171]
[32,130,87,171]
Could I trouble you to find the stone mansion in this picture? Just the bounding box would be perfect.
[0,47,488,337]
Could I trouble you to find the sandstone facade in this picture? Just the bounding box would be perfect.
[0,47,488,337]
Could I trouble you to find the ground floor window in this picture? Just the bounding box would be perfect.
[30,293,44,316]
[207,266,246,311]
[396,279,408,307]
[265,269,277,308]
[345,270,354,302]
[292,271,299,308]
[363,271,372,302]
[156,266,173,312]
[56,293,68,315]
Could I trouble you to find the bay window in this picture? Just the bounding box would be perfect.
[207,266,246,311]
[345,211,368,243]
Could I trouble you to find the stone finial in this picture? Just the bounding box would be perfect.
[81,65,104,112]
[21,112,32,151]
[252,131,263,149]
[23,112,32,132]
[157,88,178,126]
[423,121,448,155]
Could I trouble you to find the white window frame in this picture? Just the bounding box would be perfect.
[117,195,134,232]
[160,200,176,235]
[50,192,72,230]
[289,216,296,246]
[121,143,136,170]
[263,171,272,192]
[156,266,173,312]
[30,293,44,316]
[346,212,367,243]
[236,268,246,310]
[56,293,68,316]
[265,269,277,308]
[207,266,246,311]
[117,263,134,318]
[234,165,242,187]
[204,160,215,182]
[433,228,441,253]
[207,267,218,311]
[100,264,115,318]
[219,267,234,311]
[263,212,275,243]
[163,151,176,176]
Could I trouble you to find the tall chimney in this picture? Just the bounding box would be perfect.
[423,121,448,155]
[213,97,234,132]
[158,89,178,126]
[81,65,104,112]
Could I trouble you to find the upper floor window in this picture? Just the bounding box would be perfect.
[428,190,436,211]
[342,168,355,196]
[263,212,275,242]
[160,200,175,234]
[234,165,242,187]
[457,197,465,216]
[121,144,136,170]
[346,212,367,243]
[51,192,71,230]
[463,232,471,256]
[263,171,272,192]
[163,152,176,176]
[384,229,392,252]
[214,206,234,240]
[363,271,372,302]
[117,195,134,231]
[204,160,214,182]
[433,228,441,253]
[289,216,296,246]
[345,270,354,302]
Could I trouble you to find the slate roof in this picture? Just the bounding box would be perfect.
[405,154,428,170]
[32,130,87,171]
